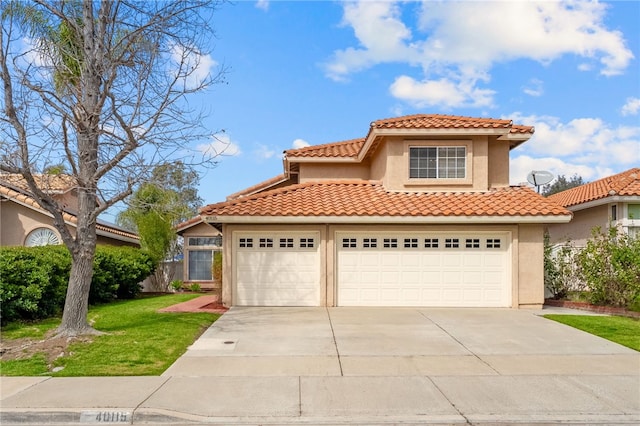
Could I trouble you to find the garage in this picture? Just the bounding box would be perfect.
[234,232,321,306]
[337,232,510,307]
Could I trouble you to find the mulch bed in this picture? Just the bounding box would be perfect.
[544,299,640,318]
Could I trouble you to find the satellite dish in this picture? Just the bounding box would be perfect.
[527,170,554,193]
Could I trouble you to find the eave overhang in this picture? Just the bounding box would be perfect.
[566,195,640,212]
[202,214,571,225]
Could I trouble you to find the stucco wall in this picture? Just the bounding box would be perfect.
[546,204,608,246]
[1,198,137,247]
[298,163,370,182]
[487,139,510,188]
[516,224,545,308]
[0,200,65,246]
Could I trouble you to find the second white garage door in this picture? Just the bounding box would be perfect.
[235,232,320,306]
[337,232,510,307]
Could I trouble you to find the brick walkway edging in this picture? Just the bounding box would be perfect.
[544,299,640,318]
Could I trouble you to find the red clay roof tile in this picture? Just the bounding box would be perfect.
[0,173,77,193]
[284,138,364,159]
[372,114,514,130]
[200,180,570,219]
[284,115,533,160]
[548,168,640,207]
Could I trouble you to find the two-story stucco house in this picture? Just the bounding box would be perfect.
[200,114,571,309]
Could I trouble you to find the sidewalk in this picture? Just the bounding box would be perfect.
[1,306,638,425]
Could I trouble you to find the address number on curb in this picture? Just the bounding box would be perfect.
[80,411,131,423]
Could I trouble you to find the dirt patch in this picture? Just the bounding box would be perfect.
[0,331,93,365]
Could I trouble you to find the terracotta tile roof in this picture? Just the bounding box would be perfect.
[0,183,139,242]
[548,168,640,207]
[0,173,77,193]
[283,115,534,161]
[226,173,291,200]
[284,138,365,159]
[371,114,533,134]
[200,180,569,219]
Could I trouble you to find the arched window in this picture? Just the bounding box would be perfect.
[24,227,61,247]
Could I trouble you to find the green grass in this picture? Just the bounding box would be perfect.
[544,314,640,351]
[0,294,219,376]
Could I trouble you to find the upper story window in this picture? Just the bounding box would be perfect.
[409,146,466,179]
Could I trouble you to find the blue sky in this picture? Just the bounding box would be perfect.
[181,0,640,206]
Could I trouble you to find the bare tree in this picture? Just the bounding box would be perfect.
[1,0,225,336]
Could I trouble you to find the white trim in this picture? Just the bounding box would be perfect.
[204,214,571,224]
[566,195,640,212]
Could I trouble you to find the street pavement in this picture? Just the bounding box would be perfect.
[1,306,639,425]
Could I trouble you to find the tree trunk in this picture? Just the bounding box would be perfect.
[57,244,99,336]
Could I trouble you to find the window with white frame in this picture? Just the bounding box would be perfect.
[188,250,213,281]
[409,146,466,179]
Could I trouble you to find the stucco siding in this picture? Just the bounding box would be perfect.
[547,204,609,246]
[298,163,369,182]
[0,201,66,246]
[488,139,510,188]
[516,224,544,308]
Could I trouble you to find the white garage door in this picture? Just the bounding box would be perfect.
[337,232,510,307]
[235,232,320,306]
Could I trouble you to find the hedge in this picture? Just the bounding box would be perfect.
[0,245,154,324]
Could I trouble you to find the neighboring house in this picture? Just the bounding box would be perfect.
[0,173,139,247]
[546,168,640,246]
[199,114,571,308]
[175,216,223,291]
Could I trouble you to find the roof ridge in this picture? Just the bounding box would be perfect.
[284,138,365,154]
[371,113,513,127]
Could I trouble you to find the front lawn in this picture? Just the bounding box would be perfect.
[544,314,640,351]
[0,294,219,376]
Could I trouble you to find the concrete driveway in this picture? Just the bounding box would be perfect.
[165,306,637,377]
[2,307,638,425]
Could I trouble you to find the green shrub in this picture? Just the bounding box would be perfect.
[544,233,583,300]
[577,226,640,307]
[90,246,155,303]
[0,245,154,324]
[189,283,201,292]
[170,280,183,291]
[0,246,71,324]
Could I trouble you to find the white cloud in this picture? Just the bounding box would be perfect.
[509,113,640,185]
[325,1,416,82]
[292,138,311,149]
[523,78,544,97]
[197,134,241,157]
[390,75,494,109]
[621,97,640,116]
[253,143,276,160]
[255,0,269,11]
[325,1,633,108]
[170,43,217,89]
[509,155,612,187]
